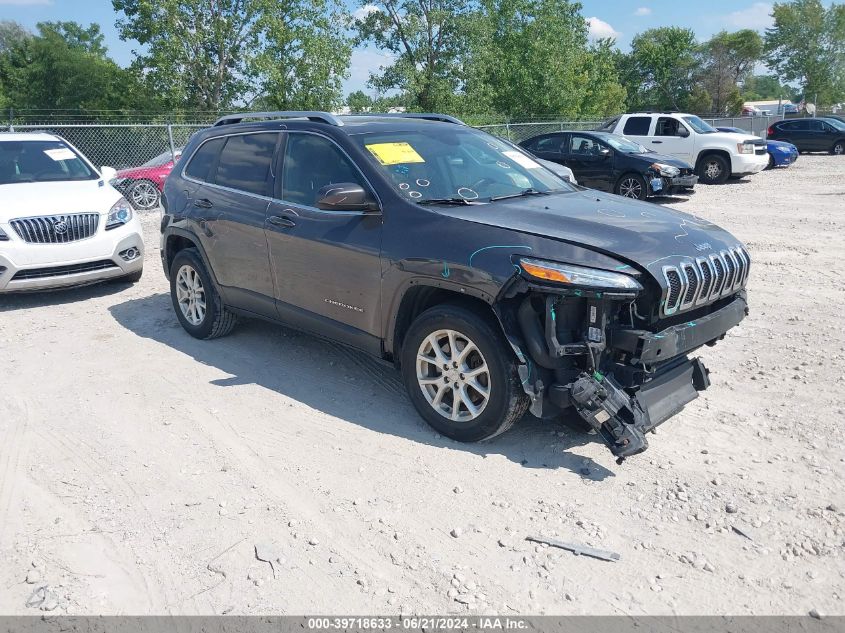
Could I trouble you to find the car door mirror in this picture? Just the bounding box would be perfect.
[677,127,690,138]
[100,166,117,181]
[316,183,379,212]
[599,147,612,157]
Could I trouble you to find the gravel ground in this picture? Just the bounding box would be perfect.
[1,155,843,616]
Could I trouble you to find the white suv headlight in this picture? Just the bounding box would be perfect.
[519,258,643,291]
[737,142,755,155]
[106,197,133,230]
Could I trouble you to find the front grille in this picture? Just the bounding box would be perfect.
[11,260,118,281]
[755,148,766,155]
[661,246,750,317]
[10,213,100,244]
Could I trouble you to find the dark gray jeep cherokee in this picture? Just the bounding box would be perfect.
[161,111,749,462]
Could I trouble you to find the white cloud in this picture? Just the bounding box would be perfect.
[352,4,380,21]
[0,0,51,4]
[634,7,652,16]
[586,17,620,40]
[725,2,773,30]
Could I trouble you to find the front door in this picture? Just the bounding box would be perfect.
[265,132,383,352]
[651,117,693,163]
[565,134,613,191]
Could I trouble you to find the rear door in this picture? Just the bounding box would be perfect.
[265,132,383,351]
[780,120,809,149]
[182,132,280,315]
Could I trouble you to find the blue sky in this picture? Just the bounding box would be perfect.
[1,0,779,95]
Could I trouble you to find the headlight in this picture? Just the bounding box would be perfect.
[737,142,754,154]
[519,258,643,291]
[106,197,133,230]
[0,226,9,241]
[651,163,680,177]
[777,146,791,152]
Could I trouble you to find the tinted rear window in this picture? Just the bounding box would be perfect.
[185,137,225,182]
[214,133,279,196]
[623,117,651,136]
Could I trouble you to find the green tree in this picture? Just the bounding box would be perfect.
[354,0,475,112]
[0,21,144,112]
[764,0,845,105]
[625,27,699,111]
[700,30,764,113]
[347,90,374,112]
[113,0,351,111]
[743,74,800,101]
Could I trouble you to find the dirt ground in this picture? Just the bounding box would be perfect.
[1,155,843,616]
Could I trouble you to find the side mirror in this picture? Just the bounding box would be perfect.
[677,127,690,138]
[100,166,117,181]
[316,183,379,212]
[599,147,612,157]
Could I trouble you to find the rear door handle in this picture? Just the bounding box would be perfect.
[651,140,663,144]
[268,215,296,228]
[193,198,213,208]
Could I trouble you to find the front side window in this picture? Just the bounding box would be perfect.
[185,137,225,182]
[569,135,603,155]
[0,140,98,185]
[214,133,279,196]
[656,117,686,137]
[623,116,652,136]
[282,133,368,206]
[351,128,572,203]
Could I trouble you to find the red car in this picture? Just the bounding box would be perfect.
[112,148,182,210]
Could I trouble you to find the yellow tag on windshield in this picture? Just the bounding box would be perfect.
[366,142,425,165]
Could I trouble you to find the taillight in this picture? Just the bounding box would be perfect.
[767,126,774,136]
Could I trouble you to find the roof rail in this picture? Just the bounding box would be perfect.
[376,113,467,125]
[213,111,344,127]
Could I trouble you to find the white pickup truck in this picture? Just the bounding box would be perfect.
[599,112,769,184]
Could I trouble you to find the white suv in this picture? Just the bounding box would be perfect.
[600,113,769,184]
[0,133,143,292]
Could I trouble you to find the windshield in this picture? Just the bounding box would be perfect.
[824,118,845,131]
[0,140,98,185]
[351,128,574,203]
[682,116,717,134]
[140,149,181,167]
[592,132,648,153]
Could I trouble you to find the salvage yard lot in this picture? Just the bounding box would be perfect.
[1,155,843,615]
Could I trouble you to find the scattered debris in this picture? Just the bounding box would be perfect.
[732,525,754,541]
[525,536,620,562]
[254,542,279,579]
[25,585,59,611]
[809,609,824,620]
[725,503,738,514]
[450,528,462,538]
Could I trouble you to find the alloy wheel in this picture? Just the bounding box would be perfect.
[619,178,643,199]
[835,143,844,155]
[175,265,206,326]
[129,181,160,210]
[415,329,490,422]
[704,160,723,180]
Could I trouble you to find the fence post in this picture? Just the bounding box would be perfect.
[505,123,511,141]
[8,107,13,132]
[167,123,177,161]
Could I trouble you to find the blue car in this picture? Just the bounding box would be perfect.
[717,127,799,168]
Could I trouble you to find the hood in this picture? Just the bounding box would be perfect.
[0,179,122,221]
[116,163,173,180]
[627,151,692,169]
[767,139,796,150]
[711,131,765,146]
[435,190,743,277]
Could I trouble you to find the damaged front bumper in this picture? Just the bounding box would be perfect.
[512,288,748,462]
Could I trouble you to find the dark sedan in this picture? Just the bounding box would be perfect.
[519,131,697,200]
[767,118,845,155]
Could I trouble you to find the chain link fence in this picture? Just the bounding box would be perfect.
[7,123,208,169]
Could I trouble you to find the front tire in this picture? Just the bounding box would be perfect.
[832,140,845,155]
[169,248,237,339]
[697,154,730,184]
[615,173,648,200]
[401,303,529,442]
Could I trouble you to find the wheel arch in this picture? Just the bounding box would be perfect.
[162,229,219,286]
[695,149,732,171]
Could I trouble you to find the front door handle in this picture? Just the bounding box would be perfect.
[268,215,296,228]
[193,198,213,209]
[651,140,663,144]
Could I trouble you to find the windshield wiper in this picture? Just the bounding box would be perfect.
[489,188,550,202]
[417,197,477,206]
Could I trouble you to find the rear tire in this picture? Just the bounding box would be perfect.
[615,173,648,200]
[169,248,237,339]
[400,303,529,442]
[126,179,161,210]
[697,154,730,185]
